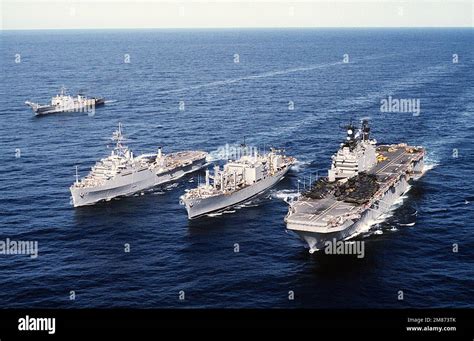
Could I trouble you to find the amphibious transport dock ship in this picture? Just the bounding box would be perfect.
[26,87,105,116]
[70,123,208,207]
[180,148,296,219]
[285,120,425,253]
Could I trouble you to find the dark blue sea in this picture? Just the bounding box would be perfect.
[0,29,473,308]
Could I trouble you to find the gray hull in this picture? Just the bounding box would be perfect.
[27,99,104,116]
[183,167,290,219]
[71,158,206,207]
[287,161,424,253]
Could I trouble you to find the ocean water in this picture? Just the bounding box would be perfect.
[0,29,473,308]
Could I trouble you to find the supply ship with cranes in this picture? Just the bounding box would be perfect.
[180,147,296,219]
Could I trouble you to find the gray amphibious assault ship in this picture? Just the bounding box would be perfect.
[70,123,208,207]
[285,120,425,253]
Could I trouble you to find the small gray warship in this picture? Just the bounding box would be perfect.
[25,87,105,116]
[285,120,425,253]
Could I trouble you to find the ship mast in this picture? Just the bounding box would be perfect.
[114,122,123,148]
[117,122,122,147]
[111,122,128,157]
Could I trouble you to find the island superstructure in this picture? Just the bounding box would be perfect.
[284,120,425,253]
[25,87,105,116]
[70,123,208,207]
[180,147,296,219]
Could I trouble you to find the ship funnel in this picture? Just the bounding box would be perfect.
[157,146,162,159]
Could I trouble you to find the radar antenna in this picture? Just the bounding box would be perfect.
[111,122,128,156]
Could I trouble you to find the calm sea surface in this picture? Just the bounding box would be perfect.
[0,29,473,308]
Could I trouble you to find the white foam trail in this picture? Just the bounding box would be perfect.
[104,100,117,104]
[236,200,260,208]
[271,189,300,203]
[207,208,240,217]
[290,159,310,172]
[422,163,437,173]
[164,183,178,190]
[157,61,343,95]
[391,186,411,208]
[157,53,401,96]
[337,63,452,111]
[398,222,416,227]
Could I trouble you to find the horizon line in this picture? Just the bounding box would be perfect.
[2,26,473,32]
